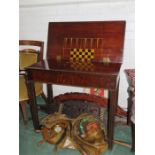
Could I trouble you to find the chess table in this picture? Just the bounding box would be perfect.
[26,21,126,149]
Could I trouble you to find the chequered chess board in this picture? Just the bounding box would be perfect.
[70,61,94,71]
[70,48,94,62]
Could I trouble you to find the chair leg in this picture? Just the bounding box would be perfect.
[131,122,135,151]
[20,102,28,124]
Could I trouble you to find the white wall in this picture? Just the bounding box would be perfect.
[19,0,135,109]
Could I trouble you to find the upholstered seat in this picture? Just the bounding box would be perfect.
[19,75,42,102]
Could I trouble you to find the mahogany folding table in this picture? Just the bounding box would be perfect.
[26,21,126,149]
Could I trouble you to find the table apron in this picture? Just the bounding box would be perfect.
[28,70,118,90]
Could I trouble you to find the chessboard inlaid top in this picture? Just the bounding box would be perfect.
[47,21,126,63]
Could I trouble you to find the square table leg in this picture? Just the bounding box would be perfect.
[27,80,41,130]
[38,83,59,113]
[108,89,117,149]
[47,84,54,105]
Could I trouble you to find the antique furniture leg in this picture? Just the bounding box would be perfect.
[115,78,120,114]
[40,84,59,113]
[47,84,54,105]
[127,90,134,125]
[39,84,53,109]
[131,97,135,151]
[127,93,132,125]
[19,102,28,124]
[108,89,117,149]
[46,84,59,112]
[27,79,41,130]
[124,69,135,125]
[131,122,135,151]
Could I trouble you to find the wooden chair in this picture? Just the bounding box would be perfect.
[19,40,47,124]
[124,69,135,151]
